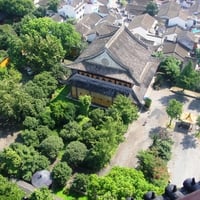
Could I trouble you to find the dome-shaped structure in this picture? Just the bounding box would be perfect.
[183,177,200,192]
[31,170,52,188]
[143,191,165,200]
[165,184,184,200]
[144,191,156,200]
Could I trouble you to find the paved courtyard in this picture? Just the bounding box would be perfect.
[99,84,200,189]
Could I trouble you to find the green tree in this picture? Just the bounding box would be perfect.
[0,24,16,50]
[29,188,53,200]
[19,17,83,58]
[0,143,50,181]
[21,129,40,148]
[48,0,60,12]
[87,167,161,200]
[89,108,105,128]
[177,61,200,91]
[79,95,92,116]
[52,162,72,188]
[160,56,181,83]
[166,99,183,127]
[59,121,82,142]
[23,116,39,129]
[109,94,138,124]
[50,100,76,126]
[35,125,55,142]
[70,173,89,194]
[0,0,34,18]
[137,151,169,187]
[0,175,25,200]
[0,148,22,176]
[63,141,88,168]
[33,6,47,18]
[145,1,158,16]
[23,33,64,73]
[39,135,64,160]
[39,107,55,129]
[150,128,173,162]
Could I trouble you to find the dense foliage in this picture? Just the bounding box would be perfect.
[166,99,183,127]
[52,162,72,188]
[145,1,158,16]
[29,188,54,200]
[62,141,88,168]
[159,56,181,83]
[39,135,64,161]
[159,57,200,91]
[18,17,84,59]
[0,175,25,200]
[137,128,173,188]
[0,0,34,19]
[0,143,49,181]
[87,167,161,200]
[70,173,90,194]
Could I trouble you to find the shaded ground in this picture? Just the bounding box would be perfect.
[98,84,169,175]
[99,83,200,188]
[0,124,21,151]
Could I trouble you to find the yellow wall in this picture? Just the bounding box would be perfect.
[71,86,113,107]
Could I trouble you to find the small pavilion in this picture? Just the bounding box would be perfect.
[180,112,197,131]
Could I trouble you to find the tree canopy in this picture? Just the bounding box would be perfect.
[8,33,65,73]
[0,175,25,200]
[39,135,64,161]
[108,94,138,124]
[145,1,158,16]
[0,143,50,181]
[63,141,88,168]
[29,188,53,200]
[19,17,84,58]
[87,167,160,200]
[166,99,183,127]
[52,162,72,188]
[177,61,200,91]
[0,0,34,18]
[160,56,181,83]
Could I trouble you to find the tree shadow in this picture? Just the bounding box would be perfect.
[188,99,200,112]
[180,134,197,150]
[159,93,189,106]
[174,122,188,134]
[149,126,171,139]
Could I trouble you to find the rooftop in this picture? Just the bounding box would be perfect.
[128,14,156,31]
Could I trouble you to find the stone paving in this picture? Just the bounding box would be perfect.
[99,84,200,188]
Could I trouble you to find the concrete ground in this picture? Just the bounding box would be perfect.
[99,84,200,189]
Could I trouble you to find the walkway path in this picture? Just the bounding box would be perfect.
[99,85,200,187]
[99,85,169,176]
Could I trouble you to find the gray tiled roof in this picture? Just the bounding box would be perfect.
[67,26,159,104]
[69,60,134,83]
[94,22,119,36]
[157,1,181,18]
[162,41,189,61]
[125,4,145,16]
[73,26,158,84]
[75,13,102,35]
[98,5,109,14]
[164,26,182,36]
[128,14,156,31]
[177,30,196,50]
